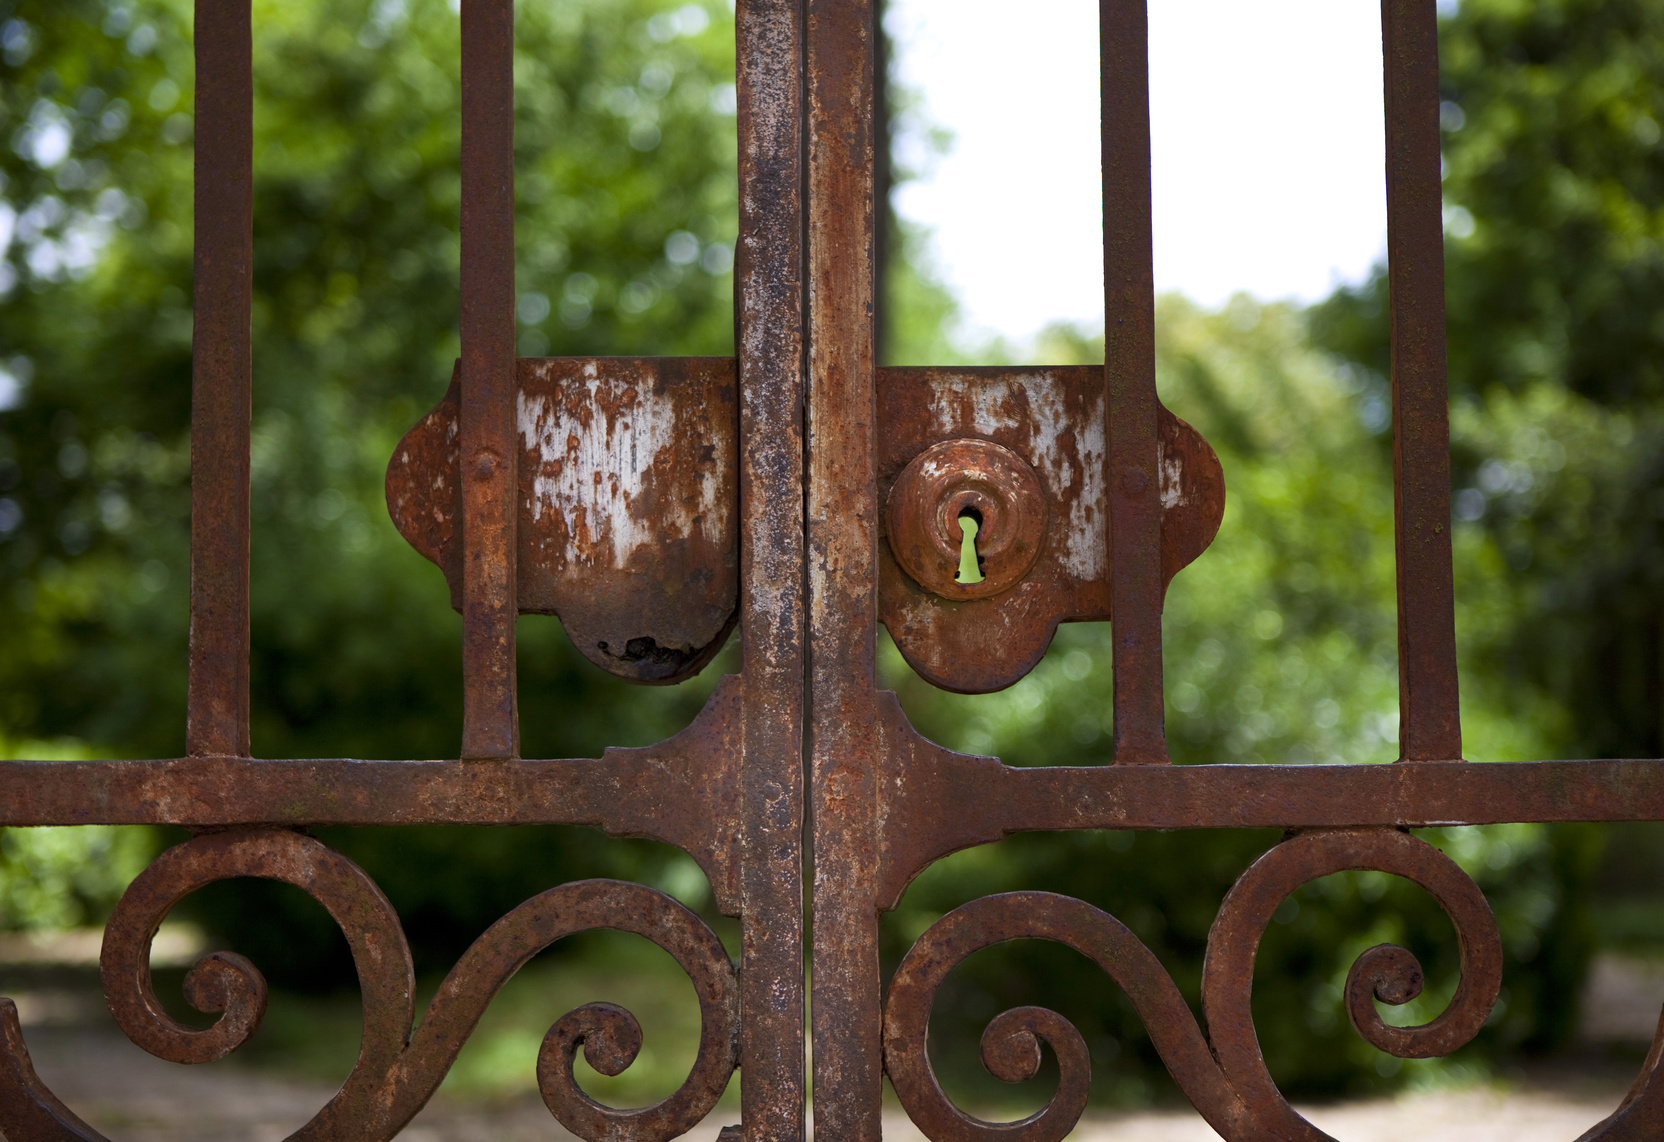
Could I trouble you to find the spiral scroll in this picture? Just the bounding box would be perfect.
[1202,827,1503,1141]
[883,827,1507,1142]
[883,892,1253,1142]
[0,828,738,1142]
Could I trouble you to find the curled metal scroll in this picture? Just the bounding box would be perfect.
[0,828,738,1142]
[412,875,739,1142]
[883,827,1506,1142]
[1201,826,1503,1142]
[883,891,1253,1142]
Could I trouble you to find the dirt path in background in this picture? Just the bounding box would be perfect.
[18,1023,601,1142]
[10,1021,1638,1142]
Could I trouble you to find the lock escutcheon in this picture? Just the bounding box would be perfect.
[885,438,1047,601]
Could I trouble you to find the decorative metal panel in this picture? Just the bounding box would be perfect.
[4,1,1663,1140]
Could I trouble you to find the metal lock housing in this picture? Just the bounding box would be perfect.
[885,438,1048,601]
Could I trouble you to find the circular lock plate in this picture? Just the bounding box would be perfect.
[885,438,1047,600]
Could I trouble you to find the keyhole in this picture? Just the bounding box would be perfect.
[955,511,984,584]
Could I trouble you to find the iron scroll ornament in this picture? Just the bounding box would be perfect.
[0,829,740,1142]
[882,827,1536,1142]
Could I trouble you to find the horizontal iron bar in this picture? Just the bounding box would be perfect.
[2,757,1661,828]
[989,757,1664,828]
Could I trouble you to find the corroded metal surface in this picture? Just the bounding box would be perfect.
[387,358,740,683]
[390,357,1226,695]
[3,830,739,1142]
[1101,0,1167,766]
[1383,0,1462,762]
[458,0,520,757]
[883,829,1501,1142]
[8,0,1664,1136]
[876,367,1224,693]
[10,752,1664,840]
[1582,1009,1664,1140]
[806,0,884,1139]
[1200,828,1502,1139]
[0,674,747,904]
[732,0,809,1134]
[0,1001,102,1141]
[887,438,1048,602]
[866,696,1664,910]
[186,0,253,759]
[884,892,1251,1142]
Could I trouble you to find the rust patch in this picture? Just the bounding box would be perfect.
[876,366,1223,693]
[387,357,739,683]
[886,438,1048,601]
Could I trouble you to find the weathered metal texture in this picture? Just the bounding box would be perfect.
[1201,828,1501,1140]
[2,830,739,1142]
[872,694,1664,909]
[1383,0,1462,761]
[1101,0,1167,765]
[459,0,520,758]
[387,358,740,683]
[886,438,1047,602]
[885,892,1251,1142]
[0,0,809,1125]
[12,0,1664,1136]
[13,751,1664,841]
[0,678,746,906]
[883,829,1501,1142]
[186,0,253,759]
[4,769,1664,1142]
[806,0,884,1139]
[733,0,808,1134]
[390,357,1225,697]
[876,367,1224,693]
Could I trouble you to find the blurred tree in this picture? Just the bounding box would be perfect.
[0,731,151,931]
[0,0,741,977]
[879,299,1582,1103]
[1313,0,1664,763]
[0,0,738,761]
[1311,0,1664,1029]
[0,0,1615,1102]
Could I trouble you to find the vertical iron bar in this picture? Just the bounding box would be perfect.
[1102,0,1168,765]
[1383,0,1462,761]
[736,0,807,1137]
[459,0,519,759]
[187,0,253,759]
[807,0,882,1135]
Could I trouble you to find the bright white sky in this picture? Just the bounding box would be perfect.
[887,0,1391,345]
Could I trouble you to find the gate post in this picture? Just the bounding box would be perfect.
[806,0,884,1139]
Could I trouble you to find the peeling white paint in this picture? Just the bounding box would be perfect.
[517,369,722,569]
[927,372,1106,579]
[1160,445,1187,509]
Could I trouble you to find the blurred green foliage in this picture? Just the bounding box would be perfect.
[0,0,1652,1111]
[1310,0,1664,1079]
[0,736,151,931]
[0,0,739,982]
[233,927,733,1106]
[882,299,1594,1104]
[0,0,738,761]
[1314,0,1664,764]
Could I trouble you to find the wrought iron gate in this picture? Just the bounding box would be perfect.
[4,0,1664,1139]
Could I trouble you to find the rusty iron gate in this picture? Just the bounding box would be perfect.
[5,0,1664,1139]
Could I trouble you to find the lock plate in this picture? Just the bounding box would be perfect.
[877,366,1226,694]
